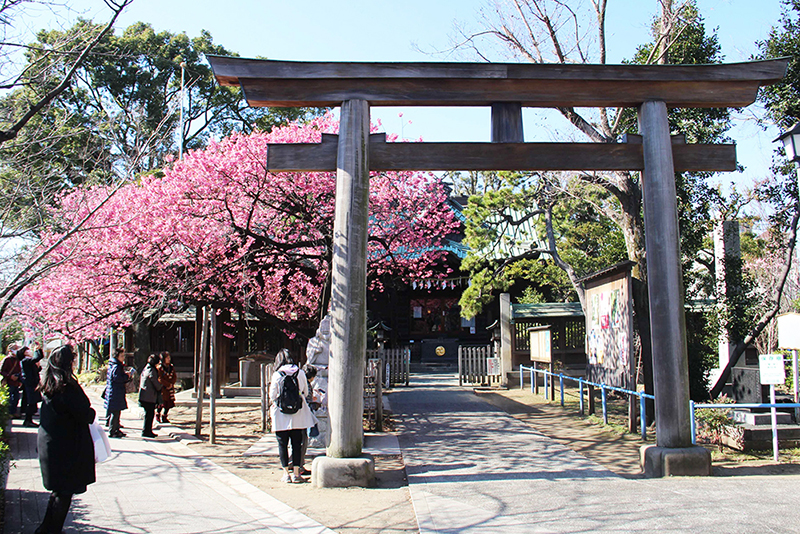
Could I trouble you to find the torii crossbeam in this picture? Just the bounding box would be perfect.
[209,55,788,482]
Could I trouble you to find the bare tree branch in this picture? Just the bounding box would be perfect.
[0,0,132,144]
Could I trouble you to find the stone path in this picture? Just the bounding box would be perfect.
[5,394,334,534]
[392,373,800,534]
[7,373,800,533]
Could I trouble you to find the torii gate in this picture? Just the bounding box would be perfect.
[209,56,787,482]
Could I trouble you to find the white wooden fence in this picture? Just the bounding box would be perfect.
[458,345,502,386]
[367,347,411,387]
[364,358,383,431]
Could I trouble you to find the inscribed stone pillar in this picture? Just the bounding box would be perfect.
[492,102,522,387]
[637,100,692,449]
[500,293,513,386]
[714,220,741,369]
[328,99,370,458]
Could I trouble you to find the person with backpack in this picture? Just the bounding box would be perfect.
[269,348,314,483]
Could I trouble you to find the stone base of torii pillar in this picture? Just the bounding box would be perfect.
[640,445,712,477]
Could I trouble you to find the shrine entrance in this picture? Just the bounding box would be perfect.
[209,55,787,480]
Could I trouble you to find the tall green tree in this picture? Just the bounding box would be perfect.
[454,1,732,398]
[457,1,728,312]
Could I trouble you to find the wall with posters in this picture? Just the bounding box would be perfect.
[583,262,635,389]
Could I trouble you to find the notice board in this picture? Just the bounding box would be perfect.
[583,263,635,389]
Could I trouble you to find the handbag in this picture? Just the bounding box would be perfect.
[89,422,112,463]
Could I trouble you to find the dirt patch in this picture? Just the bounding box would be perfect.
[167,405,418,534]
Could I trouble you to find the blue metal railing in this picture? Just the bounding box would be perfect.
[519,364,800,449]
[519,364,655,440]
[689,401,800,445]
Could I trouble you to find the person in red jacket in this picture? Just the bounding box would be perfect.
[1,345,23,417]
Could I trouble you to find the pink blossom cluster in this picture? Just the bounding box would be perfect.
[17,114,458,341]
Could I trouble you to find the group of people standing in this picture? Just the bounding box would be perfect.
[19,344,178,533]
[103,348,177,439]
[1,342,45,427]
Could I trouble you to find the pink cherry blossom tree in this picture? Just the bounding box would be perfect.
[17,114,458,340]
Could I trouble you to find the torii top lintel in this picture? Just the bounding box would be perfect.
[207,55,788,109]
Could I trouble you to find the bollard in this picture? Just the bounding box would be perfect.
[559,374,565,407]
[690,400,696,445]
[531,369,535,395]
[579,379,585,415]
[601,386,608,425]
[519,365,524,390]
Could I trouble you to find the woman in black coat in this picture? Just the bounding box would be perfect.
[138,353,163,438]
[36,344,96,534]
[104,347,130,438]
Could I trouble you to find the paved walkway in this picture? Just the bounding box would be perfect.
[392,373,800,533]
[5,393,334,534]
[7,373,800,533]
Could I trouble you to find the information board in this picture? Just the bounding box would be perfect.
[759,353,786,385]
[584,265,634,389]
[528,326,552,364]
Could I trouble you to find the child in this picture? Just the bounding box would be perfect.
[306,365,328,412]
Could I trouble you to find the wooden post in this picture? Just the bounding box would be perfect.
[194,306,209,438]
[209,308,217,444]
[638,100,692,448]
[260,363,268,432]
[328,99,370,458]
[375,359,383,433]
[194,306,202,393]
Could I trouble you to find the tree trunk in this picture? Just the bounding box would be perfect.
[131,320,150,371]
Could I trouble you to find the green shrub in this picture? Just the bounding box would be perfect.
[0,384,11,464]
[0,384,10,435]
[695,394,735,451]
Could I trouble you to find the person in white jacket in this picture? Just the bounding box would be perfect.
[269,349,314,483]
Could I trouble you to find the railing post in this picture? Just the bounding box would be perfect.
[579,379,585,415]
[601,385,608,425]
[690,400,696,445]
[640,395,647,440]
[544,371,549,401]
[519,364,523,390]
[559,374,565,407]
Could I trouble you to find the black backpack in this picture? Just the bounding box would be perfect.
[276,368,303,414]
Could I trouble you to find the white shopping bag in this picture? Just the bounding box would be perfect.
[89,422,112,463]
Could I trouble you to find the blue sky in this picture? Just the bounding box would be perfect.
[32,0,789,188]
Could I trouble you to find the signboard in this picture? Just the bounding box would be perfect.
[584,265,634,389]
[486,357,501,376]
[759,353,786,385]
[777,313,800,349]
[529,326,552,363]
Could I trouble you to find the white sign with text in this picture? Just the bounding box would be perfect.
[759,353,786,385]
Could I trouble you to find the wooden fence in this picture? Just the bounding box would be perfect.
[261,356,389,434]
[458,345,502,387]
[363,358,384,432]
[367,347,411,387]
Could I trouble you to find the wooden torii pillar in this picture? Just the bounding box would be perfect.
[208,56,788,481]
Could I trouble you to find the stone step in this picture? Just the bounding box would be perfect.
[733,409,794,426]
